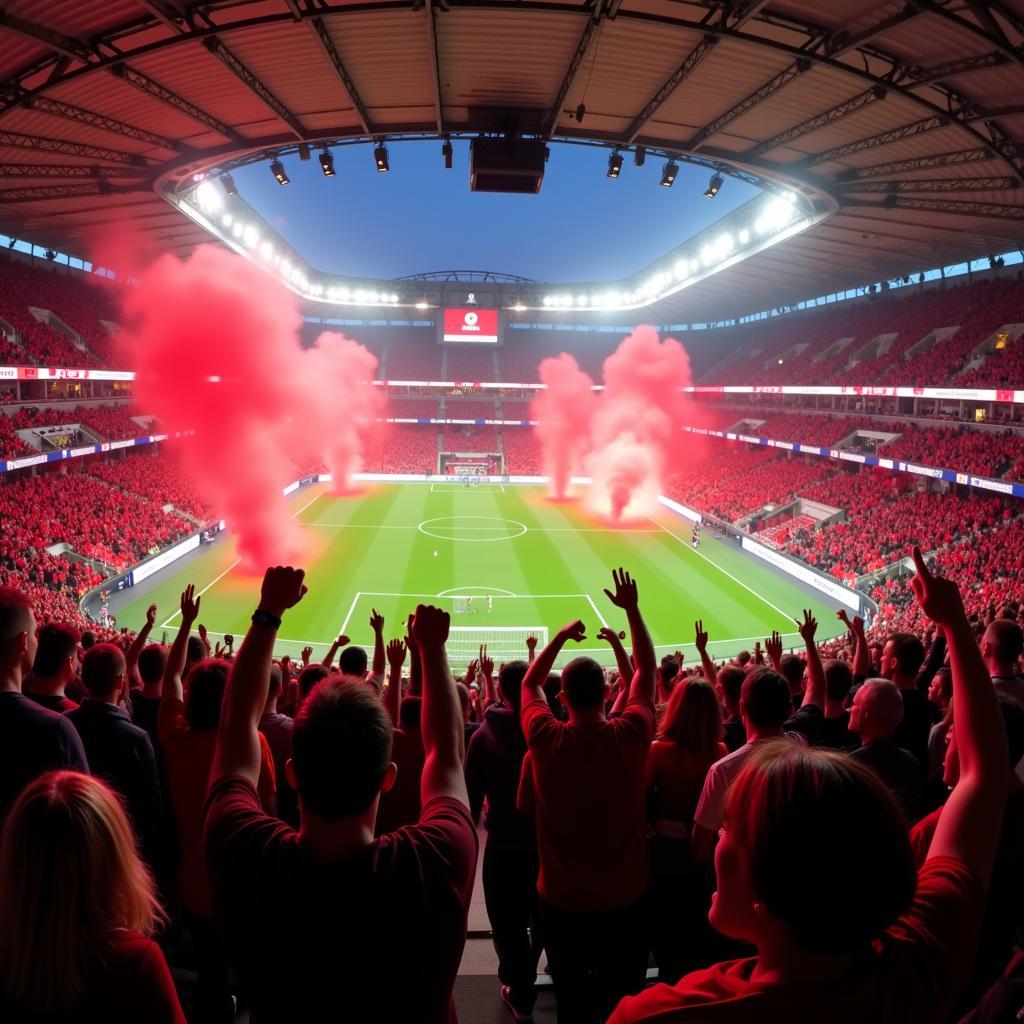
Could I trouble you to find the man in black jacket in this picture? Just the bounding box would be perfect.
[465,660,540,1021]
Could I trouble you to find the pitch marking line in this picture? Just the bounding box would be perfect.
[338,590,362,638]
[646,514,793,623]
[159,490,324,629]
[436,586,517,597]
[584,593,610,629]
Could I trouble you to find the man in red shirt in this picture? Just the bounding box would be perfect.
[518,567,656,1022]
[203,568,477,1023]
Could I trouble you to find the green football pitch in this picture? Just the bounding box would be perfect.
[113,481,845,669]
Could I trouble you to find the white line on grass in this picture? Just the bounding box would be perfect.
[646,515,793,622]
[584,593,610,629]
[159,559,241,629]
[307,522,660,534]
[160,488,325,629]
[338,591,362,637]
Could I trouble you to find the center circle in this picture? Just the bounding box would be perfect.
[418,516,528,542]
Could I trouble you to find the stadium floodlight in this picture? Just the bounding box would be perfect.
[195,180,222,213]
[575,102,586,123]
[660,161,678,187]
[442,139,453,169]
[634,146,646,167]
[220,173,238,197]
[373,142,389,172]
[738,228,750,245]
[270,159,289,185]
[318,149,335,177]
[607,150,623,179]
[704,172,723,199]
[298,143,310,162]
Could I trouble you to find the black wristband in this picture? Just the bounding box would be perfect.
[251,609,282,629]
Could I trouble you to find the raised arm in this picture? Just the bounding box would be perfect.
[604,567,655,704]
[478,645,496,710]
[404,613,422,697]
[125,603,157,691]
[370,608,386,679]
[796,609,825,710]
[384,637,405,725]
[525,634,538,663]
[764,629,783,673]
[411,604,469,808]
[911,547,1007,882]
[211,566,307,788]
[598,626,633,687]
[321,631,349,669]
[161,585,200,707]
[838,609,871,679]
[694,619,717,685]
[521,620,586,709]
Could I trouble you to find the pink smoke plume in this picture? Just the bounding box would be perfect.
[584,325,695,521]
[531,354,597,500]
[295,330,386,493]
[120,245,311,570]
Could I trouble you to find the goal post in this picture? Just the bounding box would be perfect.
[446,626,548,667]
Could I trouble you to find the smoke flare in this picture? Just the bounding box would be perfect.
[532,354,597,500]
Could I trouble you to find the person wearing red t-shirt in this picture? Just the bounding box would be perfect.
[203,568,478,1023]
[158,585,277,1023]
[0,771,184,1023]
[518,567,656,1022]
[611,547,1009,1024]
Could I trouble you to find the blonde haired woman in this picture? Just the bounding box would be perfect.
[0,771,184,1022]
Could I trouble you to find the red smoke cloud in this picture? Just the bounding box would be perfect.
[295,330,386,493]
[585,325,694,520]
[531,354,597,500]
[120,245,379,570]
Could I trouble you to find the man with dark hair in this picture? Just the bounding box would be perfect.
[982,618,1024,706]
[24,622,80,713]
[849,679,925,820]
[375,693,425,836]
[656,656,679,708]
[880,631,937,768]
[718,666,746,752]
[466,659,539,1019]
[818,659,858,750]
[779,652,806,708]
[516,569,656,1021]
[67,643,164,863]
[296,663,329,709]
[205,568,477,1022]
[337,608,387,692]
[0,587,88,820]
[692,611,826,864]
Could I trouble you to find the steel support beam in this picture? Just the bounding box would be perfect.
[835,176,1018,192]
[0,130,149,165]
[425,0,446,134]
[623,34,718,144]
[27,96,183,152]
[825,3,923,57]
[685,58,810,152]
[848,196,1024,219]
[108,65,247,145]
[308,16,374,135]
[0,183,144,203]
[747,86,886,159]
[966,104,1024,122]
[543,1,607,138]
[902,50,1007,87]
[201,37,307,140]
[805,115,945,165]
[0,163,142,178]
[0,10,95,63]
[915,1,1024,73]
[835,148,992,179]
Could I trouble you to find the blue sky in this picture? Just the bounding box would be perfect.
[233,140,759,282]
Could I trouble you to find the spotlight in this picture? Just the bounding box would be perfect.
[318,149,335,177]
[442,139,453,170]
[220,173,238,196]
[607,150,623,179]
[704,172,723,199]
[660,161,678,187]
[373,142,389,172]
[575,102,586,123]
[634,146,646,167]
[298,143,310,162]
[270,159,289,185]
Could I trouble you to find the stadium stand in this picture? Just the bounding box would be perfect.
[446,346,498,381]
[444,397,499,419]
[87,452,214,522]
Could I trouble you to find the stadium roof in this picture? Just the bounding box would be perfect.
[1,0,1022,323]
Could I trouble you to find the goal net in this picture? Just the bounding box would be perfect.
[446,626,548,667]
